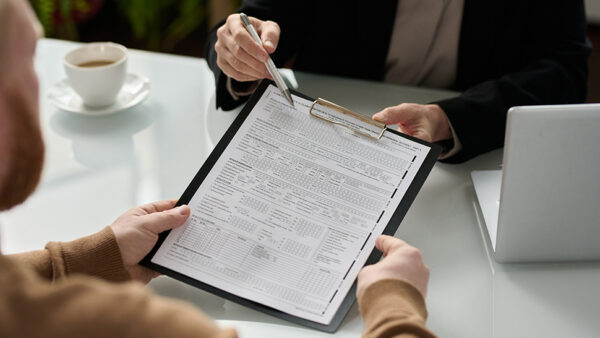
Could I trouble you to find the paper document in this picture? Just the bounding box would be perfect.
[150,85,432,325]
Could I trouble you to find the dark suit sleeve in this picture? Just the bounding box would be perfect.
[205,0,306,111]
[435,1,591,163]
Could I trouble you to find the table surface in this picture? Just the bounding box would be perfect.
[2,38,599,338]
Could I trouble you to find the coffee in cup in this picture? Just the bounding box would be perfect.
[63,42,127,107]
[77,60,116,68]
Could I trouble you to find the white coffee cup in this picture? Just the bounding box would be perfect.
[64,42,128,107]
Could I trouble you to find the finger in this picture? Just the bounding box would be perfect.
[375,235,407,256]
[229,15,269,63]
[220,46,267,79]
[218,56,261,82]
[218,27,268,73]
[373,104,417,125]
[256,19,280,53]
[142,205,191,234]
[218,33,270,78]
[138,199,178,215]
[372,108,394,124]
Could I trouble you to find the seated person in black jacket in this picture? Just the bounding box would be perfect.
[205,0,590,163]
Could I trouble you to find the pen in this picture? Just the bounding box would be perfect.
[240,13,294,107]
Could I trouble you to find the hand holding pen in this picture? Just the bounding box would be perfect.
[214,13,294,106]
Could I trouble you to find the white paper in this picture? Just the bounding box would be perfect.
[152,85,431,325]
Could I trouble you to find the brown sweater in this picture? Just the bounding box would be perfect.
[0,227,435,337]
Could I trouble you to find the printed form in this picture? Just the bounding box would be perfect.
[151,85,431,324]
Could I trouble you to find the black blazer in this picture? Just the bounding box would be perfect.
[205,0,590,163]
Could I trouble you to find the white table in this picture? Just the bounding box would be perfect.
[2,38,599,338]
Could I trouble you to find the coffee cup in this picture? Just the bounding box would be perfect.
[63,42,128,107]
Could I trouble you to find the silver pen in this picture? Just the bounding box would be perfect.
[240,13,294,107]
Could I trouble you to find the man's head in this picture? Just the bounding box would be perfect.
[0,0,45,211]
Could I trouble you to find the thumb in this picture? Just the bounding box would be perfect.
[375,235,406,256]
[373,105,414,125]
[143,205,191,234]
[372,108,396,125]
[259,20,280,54]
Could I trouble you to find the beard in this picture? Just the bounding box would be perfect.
[0,89,44,211]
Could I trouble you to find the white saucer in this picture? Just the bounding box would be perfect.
[48,73,151,116]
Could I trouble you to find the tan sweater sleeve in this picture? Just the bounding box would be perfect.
[8,226,130,282]
[359,279,437,338]
[0,254,238,338]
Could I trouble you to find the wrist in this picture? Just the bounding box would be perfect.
[358,279,428,324]
[226,77,260,100]
[46,227,131,282]
[427,104,452,143]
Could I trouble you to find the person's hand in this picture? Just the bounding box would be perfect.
[372,103,452,143]
[110,200,191,283]
[215,13,280,82]
[357,235,430,300]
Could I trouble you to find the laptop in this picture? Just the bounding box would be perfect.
[471,104,600,263]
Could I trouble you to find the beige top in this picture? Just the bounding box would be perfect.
[384,0,464,88]
[385,0,464,157]
[0,226,436,337]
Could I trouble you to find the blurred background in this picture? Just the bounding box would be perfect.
[29,0,239,56]
[29,0,600,102]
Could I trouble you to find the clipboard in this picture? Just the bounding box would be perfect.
[142,80,441,332]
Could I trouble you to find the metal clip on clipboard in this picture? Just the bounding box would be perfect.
[309,98,387,141]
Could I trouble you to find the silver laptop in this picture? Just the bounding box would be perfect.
[471,104,600,263]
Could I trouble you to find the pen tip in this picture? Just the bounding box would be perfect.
[284,90,294,107]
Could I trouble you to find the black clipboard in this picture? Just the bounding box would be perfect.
[142,80,441,332]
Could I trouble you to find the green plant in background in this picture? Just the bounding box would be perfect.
[29,0,212,52]
[117,0,207,51]
[30,0,93,39]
